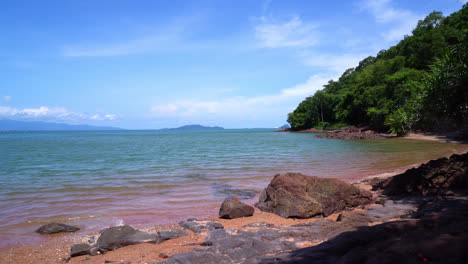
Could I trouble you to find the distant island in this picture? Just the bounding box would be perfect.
[163,124,224,131]
[0,120,122,131]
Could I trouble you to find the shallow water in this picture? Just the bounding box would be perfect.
[0,129,466,246]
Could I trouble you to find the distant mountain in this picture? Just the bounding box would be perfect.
[165,124,224,131]
[0,120,122,131]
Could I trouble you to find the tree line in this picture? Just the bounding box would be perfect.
[287,5,468,136]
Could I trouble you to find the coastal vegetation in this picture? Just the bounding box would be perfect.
[287,5,468,135]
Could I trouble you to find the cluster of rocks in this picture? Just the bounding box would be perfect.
[316,126,386,140]
[156,152,468,263]
[372,152,468,196]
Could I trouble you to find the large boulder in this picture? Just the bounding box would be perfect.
[374,152,468,196]
[219,197,254,219]
[255,173,372,218]
[95,225,156,252]
[35,223,80,234]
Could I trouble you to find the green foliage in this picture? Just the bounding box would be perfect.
[287,5,468,135]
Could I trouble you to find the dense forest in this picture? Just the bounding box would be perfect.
[287,5,468,135]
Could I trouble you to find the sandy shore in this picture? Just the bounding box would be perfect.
[1,134,467,264]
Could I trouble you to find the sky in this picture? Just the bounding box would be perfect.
[0,0,465,129]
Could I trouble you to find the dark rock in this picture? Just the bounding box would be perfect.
[157,229,188,242]
[374,152,468,196]
[95,225,156,252]
[243,222,275,228]
[255,173,372,218]
[179,220,223,233]
[159,253,169,259]
[70,244,90,257]
[187,218,197,222]
[200,241,213,246]
[35,223,80,235]
[219,197,254,219]
[179,221,205,233]
[87,236,95,244]
[206,222,224,230]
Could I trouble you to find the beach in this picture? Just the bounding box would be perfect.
[1,131,467,263]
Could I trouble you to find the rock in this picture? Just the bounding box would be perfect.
[374,152,468,196]
[219,197,254,219]
[264,199,468,264]
[316,126,386,140]
[157,229,188,242]
[243,222,274,228]
[179,221,205,233]
[95,225,156,252]
[336,210,371,226]
[366,199,419,222]
[35,223,80,234]
[87,236,95,244]
[159,253,169,259]
[179,220,223,233]
[206,222,224,230]
[212,183,260,199]
[255,173,372,218]
[70,244,90,257]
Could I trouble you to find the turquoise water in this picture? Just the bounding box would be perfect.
[0,129,465,246]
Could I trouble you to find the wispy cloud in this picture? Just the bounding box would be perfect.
[4,96,11,102]
[0,105,117,122]
[150,73,335,120]
[255,15,319,48]
[361,0,423,42]
[300,52,370,73]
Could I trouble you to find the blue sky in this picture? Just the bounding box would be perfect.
[0,0,465,129]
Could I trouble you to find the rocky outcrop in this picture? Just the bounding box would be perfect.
[95,225,156,252]
[316,126,386,140]
[219,197,254,219]
[255,173,372,218]
[373,152,468,196]
[70,244,91,257]
[35,223,80,235]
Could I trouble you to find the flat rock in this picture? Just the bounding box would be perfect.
[336,210,371,226]
[366,199,418,222]
[219,197,254,219]
[255,173,372,218]
[95,225,156,252]
[179,220,224,233]
[35,223,80,235]
[157,229,188,242]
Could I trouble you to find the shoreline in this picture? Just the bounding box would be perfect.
[1,138,468,263]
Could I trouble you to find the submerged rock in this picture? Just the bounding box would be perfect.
[95,225,156,252]
[35,223,80,235]
[219,197,254,219]
[255,173,372,218]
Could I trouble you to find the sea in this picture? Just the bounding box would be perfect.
[0,129,466,247]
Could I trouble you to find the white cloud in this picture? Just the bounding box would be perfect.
[4,96,11,102]
[255,15,319,48]
[0,105,117,122]
[300,52,370,73]
[150,73,335,120]
[361,0,423,42]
